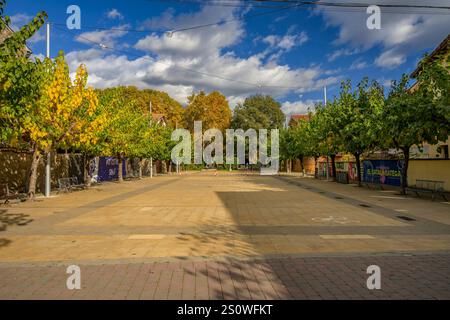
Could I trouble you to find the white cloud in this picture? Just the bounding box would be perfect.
[282,99,320,115]
[349,59,368,70]
[9,13,45,43]
[65,4,336,106]
[107,9,124,20]
[76,25,129,47]
[327,48,359,62]
[375,49,406,69]
[66,47,338,105]
[135,6,242,59]
[320,0,450,68]
[263,32,308,51]
[260,31,309,64]
[377,77,395,88]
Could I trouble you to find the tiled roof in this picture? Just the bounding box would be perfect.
[0,21,32,55]
[290,114,310,121]
[411,34,449,78]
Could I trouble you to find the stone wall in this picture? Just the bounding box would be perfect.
[0,151,84,193]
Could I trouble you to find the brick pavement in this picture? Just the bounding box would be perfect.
[1,172,450,300]
[0,254,449,300]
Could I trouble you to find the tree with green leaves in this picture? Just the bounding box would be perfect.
[154,125,177,173]
[383,57,450,194]
[281,119,311,173]
[305,110,326,178]
[130,118,172,179]
[98,87,146,182]
[335,78,385,186]
[231,94,285,130]
[0,0,47,147]
[280,128,295,172]
[309,101,343,180]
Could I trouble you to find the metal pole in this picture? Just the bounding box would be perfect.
[324,86,329,181]
[149,101,153,178]
[46,23,50,58]
[45,23,51,197]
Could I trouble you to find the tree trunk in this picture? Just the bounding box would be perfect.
[118,154,124,182]
[27,147,41,200]
[83,154,93,187]
[138,157,143,179]
[299,156,304,176]
[355,153,362,187]
[168,160,172,174]
[331,154,337,181]
[400,147,410,195]
[314,156,318,179]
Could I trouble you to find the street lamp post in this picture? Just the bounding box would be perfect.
[149,101,153,178]
[324,86,329,181]
[44,22,51,197]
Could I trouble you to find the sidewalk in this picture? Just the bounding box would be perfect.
[278,174,450,226]
[1,173,449,299]
[1,254,449,300]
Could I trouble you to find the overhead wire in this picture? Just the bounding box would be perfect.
[53,24,306,91]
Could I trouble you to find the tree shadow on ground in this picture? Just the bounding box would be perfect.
[0,238,11,248]
[171,175,304,299]
[0,209,34,232]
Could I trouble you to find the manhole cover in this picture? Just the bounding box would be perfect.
[359,204,372,208]
[397,216,416,221]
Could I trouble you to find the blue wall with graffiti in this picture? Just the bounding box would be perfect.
[362,160,404,186]
[98,157,126,181]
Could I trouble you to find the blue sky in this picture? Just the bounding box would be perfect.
[6,0,450,115]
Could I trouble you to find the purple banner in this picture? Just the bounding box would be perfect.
[98,157,126,181]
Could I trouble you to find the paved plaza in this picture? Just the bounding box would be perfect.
[0,172,449,299]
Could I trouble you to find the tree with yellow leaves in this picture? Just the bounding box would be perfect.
[183,91,231,132]
[121,86,184,128]
[21,52,98,199]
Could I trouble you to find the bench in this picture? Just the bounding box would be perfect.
[406,179,448,201]
[0,184,19,204]
[57,177,85,193]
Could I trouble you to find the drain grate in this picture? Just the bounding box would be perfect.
[359,204,372,208]
[397,216,416,221]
